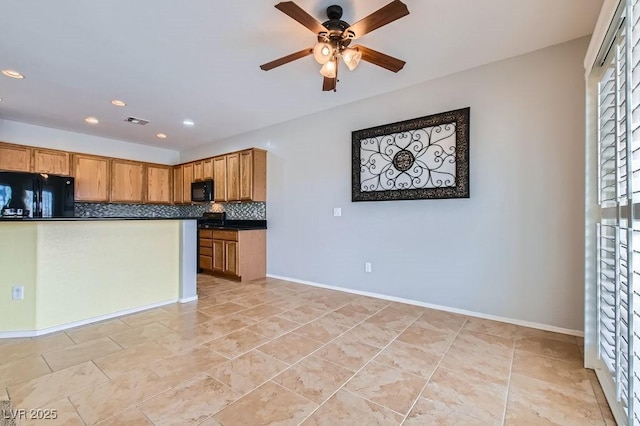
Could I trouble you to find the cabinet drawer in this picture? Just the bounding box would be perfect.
[199,238,212,248]
[200,255,212,270]
[199,229,213,239]
[212,230,238,241]
[200,247,212,257]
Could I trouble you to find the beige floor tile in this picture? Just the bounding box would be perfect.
[345,297,390,315]
[139,373,240,425]
[198,313,256,336]
[120,308,176,328]
[21,398,84,426]
[404,397,485,425]
[421,367,506,424]
[512,351,592,395]
[516,326,578,343]
[305,296,350,311]
[69,369,171,425]
[238,303,285,321]
[301,389,403,425]
[247,316,301,339]
[273,356,354,404]
[0,388,8,400]
[505,373,604,425]
[0,333,75,364]
[0,355,51,389]
[439,343,512,386]
[293,317,348,343]
[93,340,173,378]
[205,329,270,358]
[366,306,421,331]
[95,407,152,425]
[10,362,108,410]
[315,335,380,371]
[108,322,175,348]
[345,361,426,415]
[257,332,324,364]
[209,350,289,395]
[149,346,228,387]
[515,335,583,363]
[278,306,327,324]
[160,301,203,315]
[154,324,219,354]
[374,340,442,378]
[43,337,122,371]
[268,295,307,311]
[449,330,514,358]
[587,369,616,424]
[65,319,130,344]
[413,309,467,333]
[341,322,399,348]
[396,324,455,352]
[214,381,317,425]
[158,311,213,332]
[233,293,273,308]
[198,302,248,319]
[463,317,518,338]
[321,306,371,327]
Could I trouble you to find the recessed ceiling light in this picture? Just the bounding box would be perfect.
[85,116,99,125]
[111,99,126,107]
[183,119,195,126]
[156,133,167,139]
[2,69,25,79]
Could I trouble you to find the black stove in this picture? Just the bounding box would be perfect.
[198,212,226,228]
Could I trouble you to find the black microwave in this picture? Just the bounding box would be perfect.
[191,179,214,202]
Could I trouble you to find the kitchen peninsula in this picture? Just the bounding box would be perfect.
[0,218,197,337]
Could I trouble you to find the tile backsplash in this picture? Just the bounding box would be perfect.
[75,201,266,220]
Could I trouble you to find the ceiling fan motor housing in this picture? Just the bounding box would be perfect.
[320,5,353,47]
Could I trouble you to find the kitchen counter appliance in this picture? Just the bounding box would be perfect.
[0,171,75,218]
[191,179,214,202]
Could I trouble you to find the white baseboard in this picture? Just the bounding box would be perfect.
[0,298,179,339]
[179,295,198,303]
[267,274,584,337]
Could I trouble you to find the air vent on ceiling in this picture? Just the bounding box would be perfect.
[125,116,149,126]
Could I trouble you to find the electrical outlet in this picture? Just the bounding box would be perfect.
[333,208,342,217]
[12,285,24,300]
[365,262,372,273]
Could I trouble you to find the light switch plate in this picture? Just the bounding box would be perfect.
[333,208,342,217]
[12,286,24,300]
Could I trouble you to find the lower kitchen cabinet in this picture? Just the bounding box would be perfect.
[199,228,265,281]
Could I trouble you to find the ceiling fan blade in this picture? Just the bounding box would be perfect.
[345,0,409,39]
[353,45,405,73]
[260,48,313,71]
[275,2,327,34]
[322,76,336,92]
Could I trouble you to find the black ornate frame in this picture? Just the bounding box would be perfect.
[352,107,470,202]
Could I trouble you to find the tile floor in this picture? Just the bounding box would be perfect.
[0,275,615,425]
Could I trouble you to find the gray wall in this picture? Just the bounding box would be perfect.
[182,37,588,331]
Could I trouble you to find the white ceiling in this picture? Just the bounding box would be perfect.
[0,0,602,151]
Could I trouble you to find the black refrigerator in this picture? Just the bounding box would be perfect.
[0,171,75,218]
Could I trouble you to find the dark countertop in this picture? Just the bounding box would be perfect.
[0,216,201,222]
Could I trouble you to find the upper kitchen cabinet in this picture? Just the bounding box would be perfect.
[226,153,240,201]
[33,148,70,175]
[213,156,227,202]
[240,149,266,201]
[182,163,194,203]
[0,143,32,172]
[203,158,214,180]
[193,161,203,182]
[111,159,144,203]
[73,154,110,202]
[146,165,172,204]
[172,166,183,204]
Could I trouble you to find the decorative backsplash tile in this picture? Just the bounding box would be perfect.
[75,201,266,220]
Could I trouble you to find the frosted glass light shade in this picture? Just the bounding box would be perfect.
[313,42,334,64]
[319,60,337,78]
[342,48,362,71]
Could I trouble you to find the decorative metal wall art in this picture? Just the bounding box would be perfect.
[352,107,470,202]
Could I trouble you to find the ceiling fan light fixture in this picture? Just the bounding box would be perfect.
[342,48,362,71]
[319,60,337,78]
[313,42,334,64]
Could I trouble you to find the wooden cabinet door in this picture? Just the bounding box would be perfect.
[172,166,183,204]
[0,144,31,172]
[226,153,240,201]
[239,150,253,201]
[111,160,144,203]
[73,154,110,202]
[193,161,203,181]
[213,156,227,202]
[224,241,239,276]
[212,239,224,272]
[33,149,70,175]
[182,163,194,203]
[203,158,214,180]
[146,165,171,204]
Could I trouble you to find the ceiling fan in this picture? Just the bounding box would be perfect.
[260,1,410,92]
